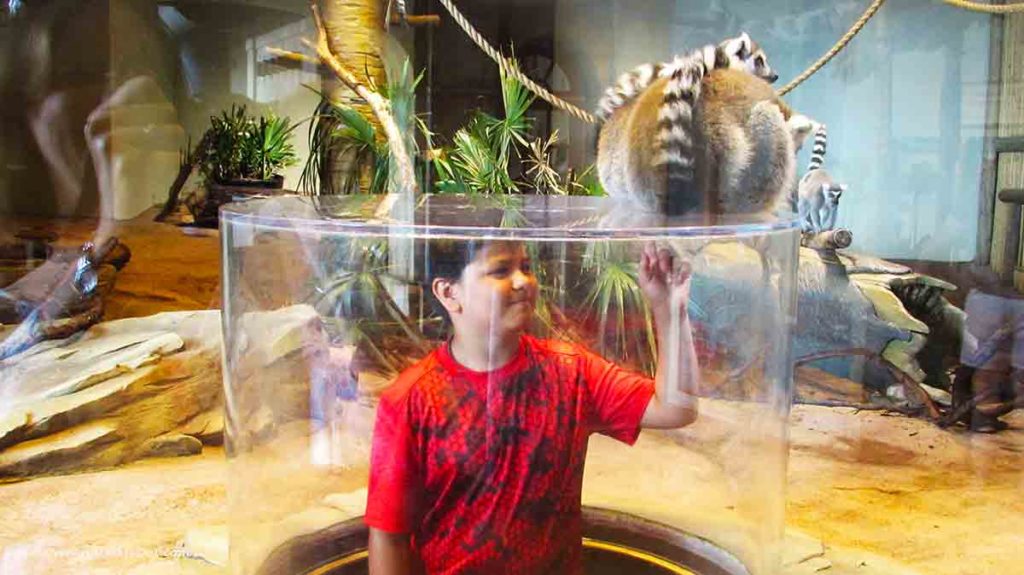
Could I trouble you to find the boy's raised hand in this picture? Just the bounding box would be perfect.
[639,243,692,315]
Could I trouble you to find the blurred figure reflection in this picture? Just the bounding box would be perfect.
[955,289,1024,432]
[1,0,183,357]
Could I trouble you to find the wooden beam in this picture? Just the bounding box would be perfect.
[997,188,1024,204]
[262,49,330,74]
[389,13,441,27]
[995,136,1024,154]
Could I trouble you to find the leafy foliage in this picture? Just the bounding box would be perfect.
[580,243,658,375]
[302,56,604,198]
[432,63,534,195]
[525,131,562,194]
[300,60,425,195]
[200,105,298,183]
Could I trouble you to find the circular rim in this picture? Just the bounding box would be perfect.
[257,507,752,575]
[220,194,800,241]
[302,540,698,575]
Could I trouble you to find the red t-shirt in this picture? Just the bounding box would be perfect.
[364,335,655,575]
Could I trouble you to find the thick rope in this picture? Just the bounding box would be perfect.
[434,0,599,124]
[777,0,887,96]
[941,0,1024,13]
[436,0,1021,123]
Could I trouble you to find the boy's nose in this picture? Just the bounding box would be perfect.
[511,270,533,289]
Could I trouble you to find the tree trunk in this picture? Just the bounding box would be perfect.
[320,0,387,193]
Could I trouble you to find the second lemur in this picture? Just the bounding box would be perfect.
[596,33,817,217]
[796,124,847,233]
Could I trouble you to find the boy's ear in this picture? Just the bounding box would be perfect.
[432,278,462,315]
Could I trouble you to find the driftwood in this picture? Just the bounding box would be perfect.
[1,238,131,359]
[154,132,212,223]
[389,12,440,26]
[801,228,853,250]
[795,348,942,420]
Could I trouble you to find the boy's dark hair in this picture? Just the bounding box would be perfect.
[418,204,522,331]
[421,238,484,329]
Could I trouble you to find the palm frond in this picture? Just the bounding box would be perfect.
[447,128,517,194]
[299,86,387,195]
[497,60,535,151]
[525,131,564,194]
[581,253,658,374]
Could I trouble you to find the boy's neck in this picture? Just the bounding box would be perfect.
[449,331,523,372]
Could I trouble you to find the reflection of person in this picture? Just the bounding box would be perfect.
[957,289,1024,432]
[1,1,185,356]
[365,240,700,574]
[4,0,180,224]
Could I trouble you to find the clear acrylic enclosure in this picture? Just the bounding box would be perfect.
[221,194,799,575]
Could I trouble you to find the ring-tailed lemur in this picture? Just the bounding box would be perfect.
[595,33,775,122]
[596,33,817,216]
[796,124,847,233]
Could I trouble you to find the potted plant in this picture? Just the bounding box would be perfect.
[192,105,299,226]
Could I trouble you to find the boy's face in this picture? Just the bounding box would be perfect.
[435,242,538,341]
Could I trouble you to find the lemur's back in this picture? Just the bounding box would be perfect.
[597,68,797,216]
[697,69,796,214]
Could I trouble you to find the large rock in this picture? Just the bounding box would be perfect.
[0,305,331,480]
[0,310,221,479]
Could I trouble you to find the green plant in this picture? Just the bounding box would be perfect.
[579,242,659,375]
[567,165,606,197]
[300,59,425,195]
[432,63,535,195]
[201,105,299,183]
[301,55,607,199]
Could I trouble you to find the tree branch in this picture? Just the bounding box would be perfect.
[795,348,942,420]
[302,3,419,195]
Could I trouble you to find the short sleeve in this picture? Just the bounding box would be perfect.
[364,390,421,533]
[579,347,655,445]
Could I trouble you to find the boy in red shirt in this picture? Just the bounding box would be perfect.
[365,240,700,574]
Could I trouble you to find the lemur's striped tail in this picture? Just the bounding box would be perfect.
[657,47,724,214]
[655,47,723,172]
[595,44,725,122]
[596,63,663,121]
[808,124,828,171]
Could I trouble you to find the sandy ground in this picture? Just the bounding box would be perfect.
[0,405,1020,575]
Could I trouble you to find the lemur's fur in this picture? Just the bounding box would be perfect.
[596,33,816,217]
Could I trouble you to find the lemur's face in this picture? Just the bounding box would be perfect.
[720,33,778,83]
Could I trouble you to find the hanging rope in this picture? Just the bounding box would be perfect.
[941,0,1024,13]
[435,0,1020,122]
[434,0,599,124]
[777,0,887,96]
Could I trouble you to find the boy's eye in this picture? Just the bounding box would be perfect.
[489,266,511,277]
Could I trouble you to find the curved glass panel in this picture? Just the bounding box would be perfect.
[222,195,799,574]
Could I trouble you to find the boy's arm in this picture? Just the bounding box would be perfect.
[369,528,418,575]
[639,244,699,429]
[641,306,699,429]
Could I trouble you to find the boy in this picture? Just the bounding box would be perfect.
[365,239,700,574]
